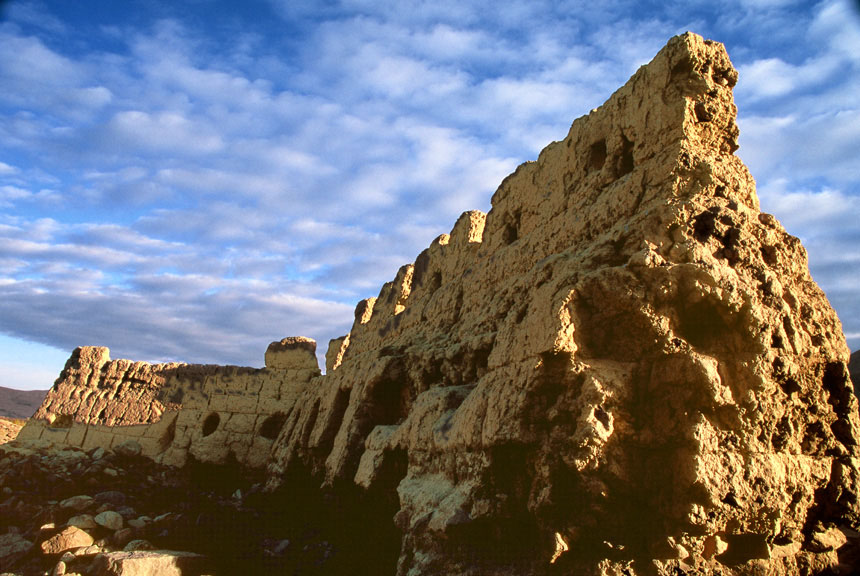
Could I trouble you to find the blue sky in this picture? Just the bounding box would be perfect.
[1,0,859,390]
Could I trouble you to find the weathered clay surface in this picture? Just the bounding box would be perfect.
[17,33,860,575]
[19,343,320,469]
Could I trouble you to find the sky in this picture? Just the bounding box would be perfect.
[1,0,859,390]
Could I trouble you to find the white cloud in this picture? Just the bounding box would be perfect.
[105,110,224,155]
[739,109,860,184]
[0,185,31,202]
[758,181,860,233]
[809,0,860,63]
[1,0,860,376]
[0,31,81,90]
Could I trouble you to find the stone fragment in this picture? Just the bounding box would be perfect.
[94,491,127,507]
[94,511,124,531]
[0,533,33,571]
[59,495,94,512]
[40,527,94,555]
[111,528,135,549]
[126,518,147,529]
[66,515,97,531]
[271,539,290,555]
[809,526,848,552]
[702,534,729,559]
[123,540,154,552]
[113,440,142,458]
[59,551,76,563]
[89,550,209,576]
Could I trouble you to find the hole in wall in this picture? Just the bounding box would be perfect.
[674,299,730,352]
[760,245,778,266]
[367,363,414,427]
[617,135,634,176]
[515,305,527,324]
[693,209,718,242]
[501,211,521,246]
[694,101,712,122]
[259,412,288,441]
[371,448,408,496]
[588,140,606,172]
[202,412,221,437]
[502,223,518,244]
[594,406,610,429]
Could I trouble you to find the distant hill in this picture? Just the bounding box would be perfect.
[851,350,860,397]
[0,385,47,419]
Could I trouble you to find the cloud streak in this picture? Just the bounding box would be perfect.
[0,0,858,389]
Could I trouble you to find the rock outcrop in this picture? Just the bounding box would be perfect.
[15,33,860,575]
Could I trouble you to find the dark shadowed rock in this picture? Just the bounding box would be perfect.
[850,350,859,396]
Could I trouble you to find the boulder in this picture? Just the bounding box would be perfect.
[40,527,94,555]
[89,550,209,576]
[0,533,33,571]
[66,515,97,531]
[59,495,94,512]
[94,511,124,531]
[113,440,142,458]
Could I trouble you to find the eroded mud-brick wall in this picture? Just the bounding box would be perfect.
[19,339,321,468]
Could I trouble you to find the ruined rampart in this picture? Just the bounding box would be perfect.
[19,33,860,575]
[18,338,320,469]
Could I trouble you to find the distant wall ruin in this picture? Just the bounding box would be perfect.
[19,338,320,469]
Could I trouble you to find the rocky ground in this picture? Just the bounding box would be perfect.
[0,430,397,576]
[0,420,25,446]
